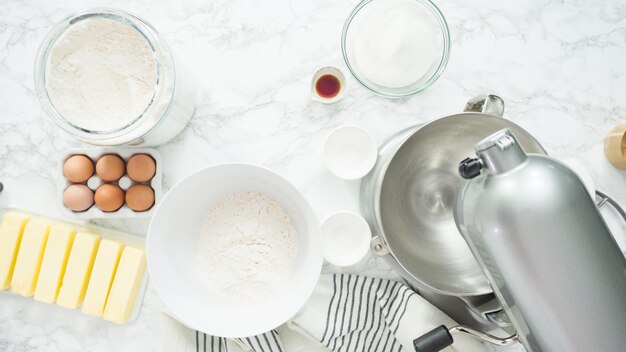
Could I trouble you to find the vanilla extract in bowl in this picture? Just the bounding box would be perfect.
[311,67,346,103]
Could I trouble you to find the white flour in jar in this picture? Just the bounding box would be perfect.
[47,18,157,132]
[195,192,298,303]
[353,0,437,88]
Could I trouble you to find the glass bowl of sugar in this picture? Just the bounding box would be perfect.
[342,0,450,98]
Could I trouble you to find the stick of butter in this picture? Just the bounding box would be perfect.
[57,232,100,309]
[82,239,124,317]
[0,212,30,289]
[34,225,76,303]
[103,246,146,324]
[11,220,51,296]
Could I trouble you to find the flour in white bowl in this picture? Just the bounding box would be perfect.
[47,18,157,132]
[195,192,298,303]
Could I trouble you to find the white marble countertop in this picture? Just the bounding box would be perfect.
[1,0,626,351]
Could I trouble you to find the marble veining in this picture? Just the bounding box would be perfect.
[1,0,626,351]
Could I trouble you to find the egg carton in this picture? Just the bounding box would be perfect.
[59,148,162,219]
[0,207,148,324]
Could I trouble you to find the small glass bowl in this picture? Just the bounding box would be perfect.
[341,0,450,98]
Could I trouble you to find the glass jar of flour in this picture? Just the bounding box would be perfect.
[35,8,195,146]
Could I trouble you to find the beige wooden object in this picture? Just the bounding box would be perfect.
[605,123,626,170]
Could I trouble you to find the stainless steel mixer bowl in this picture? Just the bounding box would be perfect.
[361,95,546,315]
[379,113,546,295]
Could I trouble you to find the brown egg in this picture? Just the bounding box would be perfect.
[96,154,125,182]
[63,155,94,183]
[63,184,94,212]
[126,154,156,182]
[125,184,155,212]
[94,184,125,212]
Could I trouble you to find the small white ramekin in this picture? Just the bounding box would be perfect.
[324,125,377,180]
[322,211,371,267]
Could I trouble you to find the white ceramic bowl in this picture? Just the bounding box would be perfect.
[324,125,377,180]
[322,211,371,266]
[147,163,322,337]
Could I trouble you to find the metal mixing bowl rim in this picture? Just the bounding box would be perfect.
[369,112,546,297]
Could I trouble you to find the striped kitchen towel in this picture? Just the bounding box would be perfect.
[161,315,288,352]
[162,274,489,352]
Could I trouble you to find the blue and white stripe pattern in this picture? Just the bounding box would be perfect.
[193,330,286,352]
[164,274,487,351]
[192,274,415,352]
[318,275,414,352]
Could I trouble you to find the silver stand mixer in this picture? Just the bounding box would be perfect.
[413,129,626,351]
